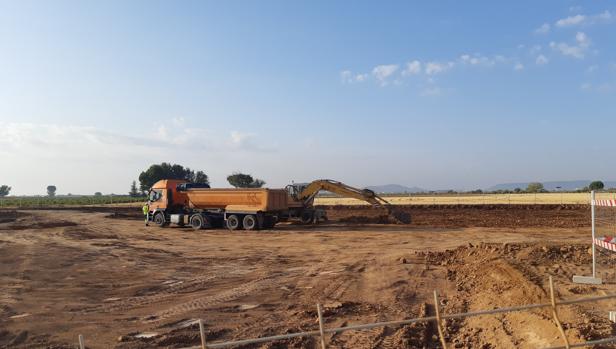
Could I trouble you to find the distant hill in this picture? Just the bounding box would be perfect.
[488,180,616,191]
[365,184,426,194]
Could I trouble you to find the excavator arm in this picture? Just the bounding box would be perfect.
[291,179,411,224]
[297,180,390,207]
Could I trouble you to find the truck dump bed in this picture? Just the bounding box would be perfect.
[184,188,288,213]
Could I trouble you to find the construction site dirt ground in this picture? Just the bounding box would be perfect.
[1,206,615,349]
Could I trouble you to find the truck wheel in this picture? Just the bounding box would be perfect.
[243,215,258,230]
[190,215,205,230]
[154,212,167,227]
[226,215,241,230]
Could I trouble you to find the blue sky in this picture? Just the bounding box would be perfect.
[1,1,615,194]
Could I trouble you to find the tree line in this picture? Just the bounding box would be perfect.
[0,173,610,198]
[0,163,267,198]
[136,162,266,195]
[442,180,607,195]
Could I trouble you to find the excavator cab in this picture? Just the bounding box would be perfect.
[285,183,308,201]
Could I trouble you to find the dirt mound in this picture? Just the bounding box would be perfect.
[322,204,589,228]
[414,242,615,348]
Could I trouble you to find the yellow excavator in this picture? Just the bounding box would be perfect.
[285,179,411,224]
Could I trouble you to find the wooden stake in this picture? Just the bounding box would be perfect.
[433,291,448,349]
[78,334,85,349]
[549,277,570,349]
[316,303,327,349]
[199,319,208,349]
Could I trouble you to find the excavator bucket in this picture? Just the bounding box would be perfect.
[387,207,411,224]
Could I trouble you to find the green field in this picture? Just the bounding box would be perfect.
[0,195,144,208]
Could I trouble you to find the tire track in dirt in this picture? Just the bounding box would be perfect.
[331,327,382,348]
[96,275,220,313]
[299,260,366,304]
[93,265,258,313]
[150,270,298,321]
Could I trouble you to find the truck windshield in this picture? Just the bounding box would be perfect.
[148,190,162,202]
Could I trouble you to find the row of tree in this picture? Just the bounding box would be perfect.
[0,163,266,198]
[0,174,609,198]
[444,181,607,194]
[134,162,266,196]
[523,181,605,193]
[0,185,56,198]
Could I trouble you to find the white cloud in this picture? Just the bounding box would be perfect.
[340,70,352,82]
[340,70,368,83]
[514,63,524,71]
[597,10,612,21]
[0,122,279,194]
[576,31,590,45]
[425,61,454,75]
[402,60,422,76]
[549,32,590,59]
[459,54,499,67]
[228,130,262,150]
[0,122,271,159]
[555,11,613,27]
[355,73,368,82]
[535,23,551,34]
[580,82,613,93]
[372,64,399,85]
[536,54,549,65]
[586,65,598,73]
[556,14,586,27]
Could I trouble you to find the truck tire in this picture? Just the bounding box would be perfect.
[190,215,205,230]
[154,212,167,227]
[243,215,258,230]
[226,215,241,230]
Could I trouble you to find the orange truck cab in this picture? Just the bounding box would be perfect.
[146,179,288,230]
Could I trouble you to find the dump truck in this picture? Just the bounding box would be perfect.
[146,179,288,230]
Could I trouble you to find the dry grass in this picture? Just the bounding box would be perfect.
[314,192,606,205]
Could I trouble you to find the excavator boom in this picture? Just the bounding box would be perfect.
[288,179,411,224]
[298,180,389,206]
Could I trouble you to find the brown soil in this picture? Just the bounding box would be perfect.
[0,207,614,349]
[0,211,25,224]
[324,204,590,228]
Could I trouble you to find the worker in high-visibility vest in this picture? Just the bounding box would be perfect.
[142,202,150,226]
